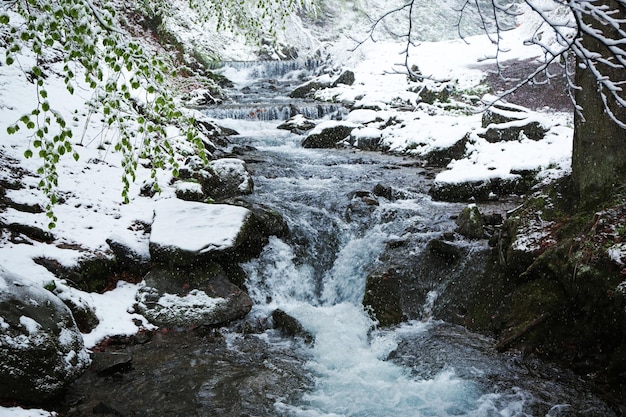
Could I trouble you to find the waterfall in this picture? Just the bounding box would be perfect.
[203,103,346,121]
[210,59,324,79]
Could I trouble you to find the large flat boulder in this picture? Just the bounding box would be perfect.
[149,199,260,266]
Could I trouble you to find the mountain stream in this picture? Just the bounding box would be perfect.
[59,60,617,417]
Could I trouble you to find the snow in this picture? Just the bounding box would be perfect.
[0,407,57,417]
[150,199,251,254]
[608,243,626,267]
[19,316,42,336]
[0,0,576,413]
[81,280,155,349]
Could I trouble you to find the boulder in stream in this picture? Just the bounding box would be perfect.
[455,204,485,240]
[177,157,253,202]
[290,80,332,99]
[301,121,358,148]
[363,269,405,327]
[0,267,91,403]
[277,114,316,134]
[136,265,252,328]
[272,309,313,343]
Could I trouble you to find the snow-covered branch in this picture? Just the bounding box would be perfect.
[354,0,626,127]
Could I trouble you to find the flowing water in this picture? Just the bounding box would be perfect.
[60,60,616,416]
[204,61,616,416]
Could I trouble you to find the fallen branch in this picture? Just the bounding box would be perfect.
[495,312,551,352]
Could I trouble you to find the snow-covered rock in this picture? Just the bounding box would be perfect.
[301,121,359,148]
[135,265,253,328]
[0,267,91,403]
[277,114,316,133]
[177,157,253,201]
[149,199,268,266]
[478,99,548,142]
[208,158,254,198]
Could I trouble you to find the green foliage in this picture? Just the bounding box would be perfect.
[1,0,314,228]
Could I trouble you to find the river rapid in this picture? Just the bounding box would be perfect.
[58,60,617,417]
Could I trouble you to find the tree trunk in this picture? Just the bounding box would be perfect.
[572,0,626,208]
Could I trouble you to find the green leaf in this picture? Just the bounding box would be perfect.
[24,149,33,158]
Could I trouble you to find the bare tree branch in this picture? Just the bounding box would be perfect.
[350,0,626,127]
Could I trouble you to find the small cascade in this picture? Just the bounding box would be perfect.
[203,58,348,122]
[203,102,346,121]
[211,58,324,79]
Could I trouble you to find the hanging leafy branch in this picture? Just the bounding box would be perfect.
[0,0,313,228]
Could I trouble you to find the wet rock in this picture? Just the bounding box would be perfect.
[105,233,151,278]
[456,204,485,239]
[204,158,254,201]
[92,401,124,416]
[350,126,384,151]
[289,80,331,99]
[34,254,120,293]
[2,222,54,243]
[373,183,393,200]
[59,330,311,417]
[409,82,453,104]
[0,267,91,403]
[430,172,537,202]
[225,199,290,241]
[135,265,253,328]
[178,156,253,202]
[50,283,100,333]
[272,309,313,343]
[425,134,469,168]
[181,88,222,106]
[332,69,355,87]
[139,180,159,198]
[277,114,316,133]
[345,191,379,224]
[479,100,548,142]
[91,351,133,377]
[174,180,206,202]
[301,122,357,149]
[363,269,405,327]
[428,238,462,261]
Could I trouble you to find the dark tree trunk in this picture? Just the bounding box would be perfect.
[572,0,626,208]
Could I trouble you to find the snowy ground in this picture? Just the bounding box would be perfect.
[0,1,574,414]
